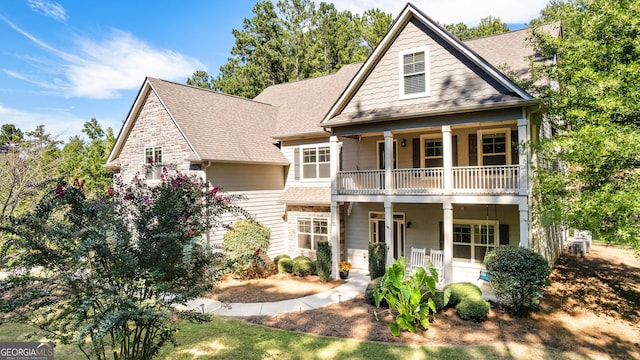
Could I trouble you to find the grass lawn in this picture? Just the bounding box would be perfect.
[0,317,576,360]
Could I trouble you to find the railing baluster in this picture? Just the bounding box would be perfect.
[337,165,519,195]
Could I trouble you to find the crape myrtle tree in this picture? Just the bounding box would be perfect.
[0,170,250,359]
[528,0,640,251]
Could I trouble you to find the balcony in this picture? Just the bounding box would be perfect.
[337,165,520,195]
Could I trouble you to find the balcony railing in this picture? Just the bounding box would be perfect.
[394,168,444,194]
[337,165,519,195]
[452,165,519,194]
[337,170,384,194]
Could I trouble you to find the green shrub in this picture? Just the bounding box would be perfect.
[422,290,447,312]
[316,242,332,282]
[456,297,490,322]
[292,256,313,277]
[223,220,271,258]
[228,253,271,280]
[273,254,291,267]
[278,258,293,273]
[444,282,482,307]
[364,277,386,307]
[368,243,387,280]
[484,246,551,316]
[309,260,317,275]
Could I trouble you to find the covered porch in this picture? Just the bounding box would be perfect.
[333,200,530,286]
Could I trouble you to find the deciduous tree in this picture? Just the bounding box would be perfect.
[0,172,249,359]
[530,0,640,250]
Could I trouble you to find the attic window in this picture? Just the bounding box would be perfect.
[399,46,430,99]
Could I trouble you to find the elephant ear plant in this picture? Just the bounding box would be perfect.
[0,171,250,360]
[373,257,450,336]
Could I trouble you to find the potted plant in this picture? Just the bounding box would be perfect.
[339,261,352,279]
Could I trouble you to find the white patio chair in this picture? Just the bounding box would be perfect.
[406,247,427,276]
[430,249,445,289]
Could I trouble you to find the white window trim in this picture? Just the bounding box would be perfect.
[145,146,163,180]
[296,216,329,251]
[376,139,398,170]
[299,144,331,181]
[420,133,444,168]
[398,46,430,100]
[368,211,405,244]
[452,219,500,264]
[477,128,511,166]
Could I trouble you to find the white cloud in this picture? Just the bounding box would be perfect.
[335,0,548,26]
[27,0,67,23]
[3,21,205,99]
[0,104,89,139]
[64,29,205,99]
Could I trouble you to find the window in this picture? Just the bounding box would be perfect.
[297,217,328,250]
[145,146,162,180]
[478,129,510,165]
[399,47,429,98]
[452,220,499,264]
[423,136,443,168]
[301,146,330,179]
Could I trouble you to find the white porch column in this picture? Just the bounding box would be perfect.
[442,125,453,195]
[385,201,394,265]
[517,117,529,196]
[330,135,339,195]
[330,202,340,278]
[443,202,453,284]
[519,202,530,248]
[384,131,393,194]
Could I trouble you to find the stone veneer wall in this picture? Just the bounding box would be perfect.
[115,90,198,184]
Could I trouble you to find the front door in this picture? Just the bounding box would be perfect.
[370,212,405,259]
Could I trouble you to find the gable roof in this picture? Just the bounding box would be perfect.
[465,23,560,80]
[321,2,538,128]
[107,78,288,167]
[254,63,361,139]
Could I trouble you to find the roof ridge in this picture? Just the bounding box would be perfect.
[147,77,274,107]
[259,62,364,90]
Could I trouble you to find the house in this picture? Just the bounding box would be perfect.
[106,3,563,284]
[105,78,290,255]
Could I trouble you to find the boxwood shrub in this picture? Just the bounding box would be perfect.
[444,282,482,307]
[292,256,313,277]
[277,258,293,273]
[484,246,551,315]
[456,297,490,322]
[273,254,291,268]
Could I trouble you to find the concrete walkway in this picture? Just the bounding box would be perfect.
[178,269,370,317]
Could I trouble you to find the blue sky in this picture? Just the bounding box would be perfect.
[0,0,549,141]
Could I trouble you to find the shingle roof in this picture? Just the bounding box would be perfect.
[147,78,287,164]
[279,186,331,205]
[464,23,560,80]
[254,63,361,139]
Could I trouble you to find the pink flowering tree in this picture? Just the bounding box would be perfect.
[0,171,249,359]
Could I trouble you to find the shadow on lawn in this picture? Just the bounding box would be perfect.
[245,245,640,359]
